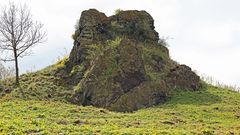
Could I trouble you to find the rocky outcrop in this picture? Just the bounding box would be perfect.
[66,9,109,72]
[66,9,201,112]
[165,65,201,90]
[66,9,159,72]
[72,39,149,110]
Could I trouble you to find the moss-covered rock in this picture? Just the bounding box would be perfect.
[0,9,202,112]
[67,9,201,112]
[114,38,146,92]
[66,9,160,71]
[72,38,147,109]
[109,80,168,112]
[165,65,201,90]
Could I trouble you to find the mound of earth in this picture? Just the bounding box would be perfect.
[64,9,201,112]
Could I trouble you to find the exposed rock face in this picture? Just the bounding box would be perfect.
[166,65,201,90]
[114,39,146,92]
[109,81,168,112]
[67,9,159,71]
[72,38,153,111]
[67,9,201,112]
[66,9,109,71]
[109,10,159,42]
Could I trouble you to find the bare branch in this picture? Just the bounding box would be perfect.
[0,58,15,62]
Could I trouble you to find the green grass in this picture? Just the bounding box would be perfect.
[0,85,239,134]
[0,56,74,101]
[0,49,239,134]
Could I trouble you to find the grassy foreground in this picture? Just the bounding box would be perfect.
[0,86,240,134]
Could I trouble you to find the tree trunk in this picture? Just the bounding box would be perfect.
[13,49,19,85]
[13,48,25,97]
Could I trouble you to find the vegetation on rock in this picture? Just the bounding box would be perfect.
[0,8,239,134]
[0,9,202,112]
[66,9,201,111]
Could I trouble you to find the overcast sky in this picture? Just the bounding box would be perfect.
[0,0,239,87]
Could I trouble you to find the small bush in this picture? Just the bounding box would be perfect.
[158,36,172,47]
[72,33,77,40]
[106,37,121,49]
[74,19,80,30]
[72,19,80,40]
[114,9,122,15]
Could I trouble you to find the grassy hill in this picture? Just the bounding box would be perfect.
[0,9,239,135]
[0,83,240,134]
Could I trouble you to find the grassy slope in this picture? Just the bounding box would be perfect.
[0,57,74,102]
[0,56,239,134]
[0,85,240,134]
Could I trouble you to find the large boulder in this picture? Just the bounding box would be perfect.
[67,9,201,112]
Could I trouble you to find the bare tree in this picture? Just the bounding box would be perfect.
[0,2,46,85]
